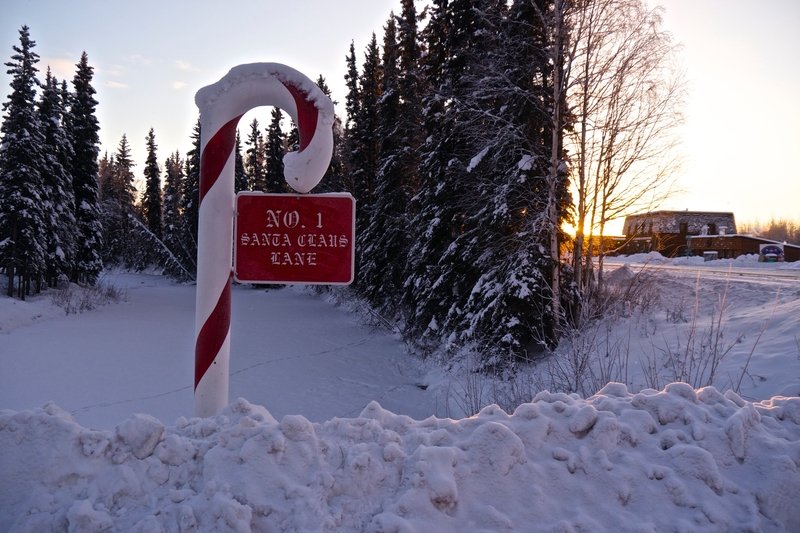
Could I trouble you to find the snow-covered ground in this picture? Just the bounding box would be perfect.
[579,253,800,401]
[1,256,799,532]
[0,272,434,430]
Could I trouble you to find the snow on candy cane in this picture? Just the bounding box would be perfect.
[193,63,334,417]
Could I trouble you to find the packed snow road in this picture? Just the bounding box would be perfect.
[605,257,800,281]
[0,273,435,430]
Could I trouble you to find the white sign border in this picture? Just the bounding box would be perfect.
[233,191,356,285]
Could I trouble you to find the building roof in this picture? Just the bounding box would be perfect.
[688,233,800,250]
[623,210,736,236]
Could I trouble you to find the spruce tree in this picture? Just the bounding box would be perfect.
[67,51,103,284]
[327,112,347,192]
[141,128,162,239]
[0,25,47,298]
[97,152,114,198]
[101,134,136,207]
[263,108,285,193]
[124,148,193,279]
[343,41,361,137]
[162,150,195,277]
[348,32,383,226]
[405,0,524,356]
[244,118,265,191]
[404,0,488,342]
[233,131,248,193]
[397,0,425,152]
[100,134,137,266]
[182,117,201,249]
[401,0,568,360]
[286,122,299,154]
[362,2,425,308]
[38,68,77,287]
[162,151,183,252]
[356,13,403,307]
[451,0,563,356]
[342,41,361,191]
[312,76,346,193]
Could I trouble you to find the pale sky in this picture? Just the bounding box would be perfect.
[2,0,799,232]
[651,0,800,232]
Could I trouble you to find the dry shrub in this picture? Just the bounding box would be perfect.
[50,279,129,315]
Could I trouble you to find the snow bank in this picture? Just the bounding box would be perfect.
[617,251,800,270]
[0,288,64,334]
[3,386,800,532]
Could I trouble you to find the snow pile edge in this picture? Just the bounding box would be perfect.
[2,384,800,532]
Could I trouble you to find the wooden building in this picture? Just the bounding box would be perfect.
[688,234,800,262]
[620,210,737,257]
[582,235,628,256]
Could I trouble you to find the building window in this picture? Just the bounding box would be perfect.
[679,222,688,234]
[708,223,716,235]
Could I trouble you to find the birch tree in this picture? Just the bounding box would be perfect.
[565,0,687,289]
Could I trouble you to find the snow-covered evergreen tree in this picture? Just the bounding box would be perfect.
[38,68,77,288]
[351,32,383,213]
[400,0,571,362]
[101,134,136,206]
[451,0,567,357]
[313,75,347,194]
[162,150,195,278]
[0,26,47,298]
[141,127,162,239]
[285,122,299,154]
[342,42,361,191]
[263,108,285,193]
[181,117,201,251]
[162,152,182,251]
[119,143,193,279]
[404,0,506,343]
[356,11,409,308]
[244,118,265,191]
[97,152,113,199]
[162,151,183,250]
[233,132,247,193]
[66,51,103,284]
[343,41,360,138]
[100,134,137,266]
[376,1,424,305]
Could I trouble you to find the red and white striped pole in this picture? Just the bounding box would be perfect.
[193,63,334,417]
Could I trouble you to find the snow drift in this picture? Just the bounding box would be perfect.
[3,384,800,533]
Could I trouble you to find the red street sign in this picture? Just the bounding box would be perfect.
[234,192,355,284]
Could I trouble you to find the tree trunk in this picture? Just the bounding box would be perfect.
[548,0,565,337]
[6,265,14,298]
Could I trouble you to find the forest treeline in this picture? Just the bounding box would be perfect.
[739,219,800,246]
[1,1,751,365]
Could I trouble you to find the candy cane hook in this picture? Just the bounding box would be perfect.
[193,63,334,417]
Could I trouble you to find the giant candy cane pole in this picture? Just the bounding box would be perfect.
[193,63,334,417]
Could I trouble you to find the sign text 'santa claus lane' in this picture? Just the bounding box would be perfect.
[234,193,355,284]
